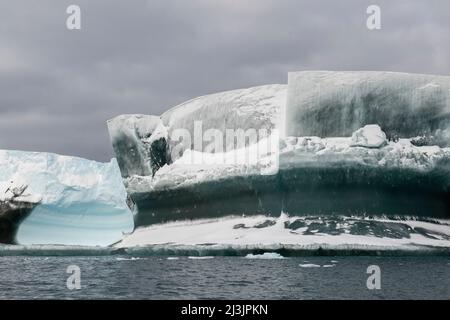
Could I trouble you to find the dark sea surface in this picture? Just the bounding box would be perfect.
[0,255,448,299]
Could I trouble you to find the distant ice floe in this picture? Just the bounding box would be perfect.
[244,253,285,259]
[115,257,144,261]
[299,264,321,268]
[298,262,336,268]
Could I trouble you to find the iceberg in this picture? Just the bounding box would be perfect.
[109,72,449,227]
[0,150,134,246]
[0,200,37,244]
[2,70,449,254]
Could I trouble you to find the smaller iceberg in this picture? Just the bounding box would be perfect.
[0,150,134,246]
[245,252,286,259]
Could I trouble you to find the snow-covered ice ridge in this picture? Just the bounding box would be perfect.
[0,150,134,246]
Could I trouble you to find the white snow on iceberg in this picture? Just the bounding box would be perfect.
[115,214,450,251]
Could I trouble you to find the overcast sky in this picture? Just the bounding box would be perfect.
[1,0,449,161]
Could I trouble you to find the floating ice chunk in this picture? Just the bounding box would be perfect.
[244,253,285,259]
[299,263,321,268]
[350,125,387,148]
[115,257,144,261]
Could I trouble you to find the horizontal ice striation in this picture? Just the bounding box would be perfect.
[125,135,450,225]
[0,150,134,246]
[286,71,450,146]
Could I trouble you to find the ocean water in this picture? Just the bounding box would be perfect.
[0,255,448,299]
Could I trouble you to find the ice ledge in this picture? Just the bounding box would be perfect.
[115,214,450,251]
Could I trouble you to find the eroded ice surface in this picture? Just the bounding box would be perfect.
[0,150,134,246]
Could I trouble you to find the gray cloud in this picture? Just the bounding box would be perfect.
[1,0,449,161]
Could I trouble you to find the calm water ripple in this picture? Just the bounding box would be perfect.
[0,256,448,299]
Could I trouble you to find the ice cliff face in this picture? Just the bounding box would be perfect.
[0,150,134,245]
[109,71,450,225]
[286,71,450,146]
